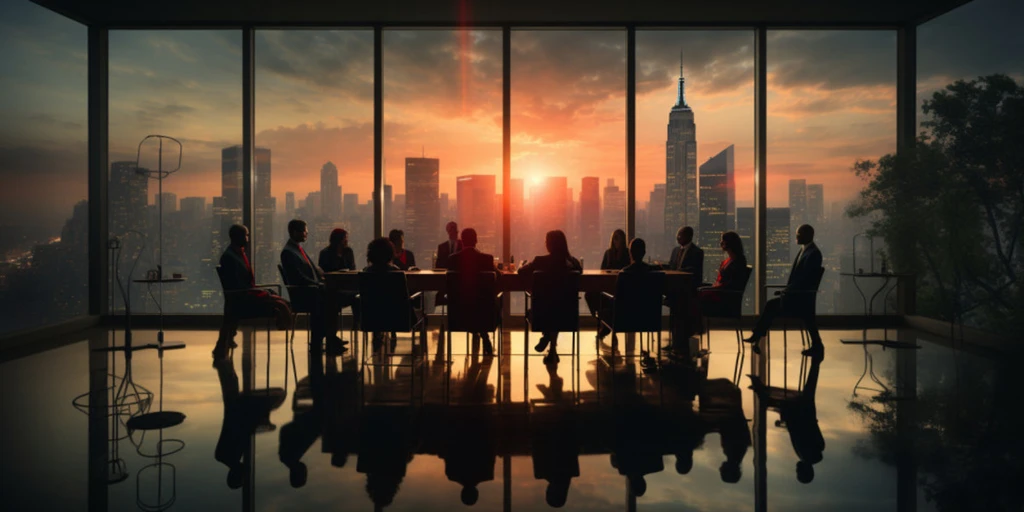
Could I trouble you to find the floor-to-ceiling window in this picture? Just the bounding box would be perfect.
[0,0,87,334]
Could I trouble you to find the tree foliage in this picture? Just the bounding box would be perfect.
[849,74,1024,333]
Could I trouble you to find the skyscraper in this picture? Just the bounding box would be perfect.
[665,54,698,250]
[156,192,178,214]
[528,176,567,258]
[109,161,148,239]
[320,161,342,221]
[735,206,755,314]
[285,192,296,217]
[405,157,440,257]
[179,197,205,224]
[456,175,498,254]
[219,145,271,261]
[648,184,666,260]
[767,207,792,285]
[509,178,524,261]
[383,184,393,229]
[602,178,626,247]
[788,178,807,227]
[807,184,824,225]
[698,145,735,259]
[580,177,600,262]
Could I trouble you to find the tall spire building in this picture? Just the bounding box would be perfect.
[665,51,698,249]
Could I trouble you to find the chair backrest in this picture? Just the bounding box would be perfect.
[708,265,753,319]
[357,271,415,332]
[277,263,289,286]
[446,271,501,333]
[529,271,580,333]
[611,271,665,332]
[781,267,825,318]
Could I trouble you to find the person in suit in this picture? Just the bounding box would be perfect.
[744,224,824,358]
[584,229,630,317]
[518,230,583,364]
[698,231,749,317]
[597,238,656,341]
[318,228,360,329]
[389,229,416,270]
[448,228,498,356]
[215,224,293,358]
[435,221,463,269]
[364,237,421,352]
[749,355,824,483]
[280,219,346,354]
[663,226,704,354]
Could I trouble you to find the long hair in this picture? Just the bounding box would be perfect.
[329,228,347,248]
[545,230,571,259]
[722,231,745,262]
[608,229,627,259]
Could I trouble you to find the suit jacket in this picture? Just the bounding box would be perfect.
[392,249,416,270]
[219,245,255,292]
[714,256,749,292]
[786,243,822,292]
[448,247,497,275]
[668,243,704,278]
[318,246,356,272]
[600,248,631,270]
[280,240,323,288]
[517,253,583,275]
[435,239,464,269]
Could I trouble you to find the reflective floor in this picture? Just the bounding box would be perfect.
[0,325,1017,511]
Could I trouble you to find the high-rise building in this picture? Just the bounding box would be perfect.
[393,194,406,230]
[179,197,205,224]
[405,157,439,257]
[788,178,807,226]
[320,161,342,220]
[767,207,792,285]
[304,191,321,218]
[384,184,393,230]
[602,178,626,249]
[647,184,667,260]
[456,175,497,254]
[580,177,600,262]
[440,192,452,233]
[343,194,359,221]
[528,176,568,258]
[109,161,148,239]
[735,206,755,313]
[285,192,296,217]
[665,54,698,250]
[219,145,271,261]
[698,145,735,263]
[807,184,824,225]
[155,192,178,214]
[509,178,524,261]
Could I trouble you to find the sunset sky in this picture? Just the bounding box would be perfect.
[1,0,1022,232]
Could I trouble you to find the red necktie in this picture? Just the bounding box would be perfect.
[299,245,312,268]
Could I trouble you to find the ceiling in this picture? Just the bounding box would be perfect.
[33,0,972,28]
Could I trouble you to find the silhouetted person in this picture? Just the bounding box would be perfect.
[215,224,293,358]
[443,404,496,506]
[750,355,825,483]
[611,402,664,497]
[518,230,582,364]
[699,378,751,484]
[435,221,463,269]
[389,229,416,270]
[585,229,630,317]
[281,219,346,354]
[319,228,360,330]
[357,407,415,508]
[278,364,326,489]
[214,358,279,489]
[448,228,498,356]
[744,224,824,358]
[364,237,421,352]
[531,392,579,508]
[666,226,704,279]
[698,231,749,317]
[664,226,704,353]
[597,238,656,341]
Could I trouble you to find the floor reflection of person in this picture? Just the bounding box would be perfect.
[278,358,326,489]
[611,402,665,497]
[321,356,360,471]
[357,407,415,508]
[442,406,496,506]
[214,358,277,489]
[699,378,752,483]
[750,356,825,483]
[531,405,579,508]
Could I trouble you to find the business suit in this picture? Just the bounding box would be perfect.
[281,240,328,343]
[449,248,500,350]
[217,245,292,346]
[392,249,416,270]
[665,243,704,347]
[749,243,823,345]
[668,243,704,284]
[435,239,464,269]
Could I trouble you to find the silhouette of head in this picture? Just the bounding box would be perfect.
[228,224,249,247]
[545,230,570,258]
[331,452,349,468]
[289,462,308,488]
[367,237,396,266]
[796,461,815,483]
[329,228,348,248]
[675,452,694,475]
[366,473,400,507]
[677,226,694,246]
[610,229,627,251]
[388,229,404,250]
[796,224,815,245]
[720,461,742,483]
[629,238,646,263]
[462,228,478,248]
[461,485,479,505]
[721,231,744,258]
[546,480,571,508]
[287,219,308,243]
[227,464,245,489]
[628,475,647,497]
[446,221,459,240]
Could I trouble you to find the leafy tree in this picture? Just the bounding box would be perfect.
[849,74,1024,333]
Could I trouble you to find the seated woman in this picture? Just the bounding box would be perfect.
[698,231,749,317]
[518,230,583,364]
[584,229,630,317]
[364,237,418,352]
[388,229,416,270]
[318,228,356,272]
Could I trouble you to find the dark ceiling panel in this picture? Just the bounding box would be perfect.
[31,0,973,27]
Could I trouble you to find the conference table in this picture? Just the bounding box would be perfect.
[323,269,693,338]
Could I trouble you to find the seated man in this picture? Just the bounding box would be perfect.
[215,224,292,358]
[663,226,704,355]
[435,221,463,270]
[743,224,824,358]
[447,228,498,356]
[280,219,346,354]
[597,238,655,341]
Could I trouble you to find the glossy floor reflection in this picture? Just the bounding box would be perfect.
[0,326,1016,511]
